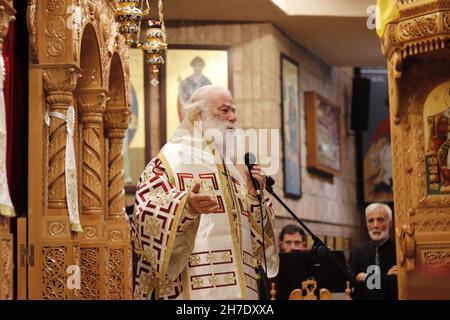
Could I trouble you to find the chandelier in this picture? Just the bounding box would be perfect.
[114,0,168,78]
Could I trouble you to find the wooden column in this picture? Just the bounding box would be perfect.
[40,67,81,300]
[77,89,108,300]
[77,89,108,216]
[104,108,132,300]
[105,109,129,218]
[44,69,79,209]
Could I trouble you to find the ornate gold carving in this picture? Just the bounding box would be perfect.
[382,8,450,58]
[106,248,124,299]
[444,11,450,31]
[43,68,79,93]
[105,144,127,187]
[44,0,67,59]
[84,226,98,239]
[77,90,108,215]
[43,68,79,209]
[42,246,67,300]
[388,50,403,125]
[76,0,128,90]
[104,108,129,132]
[399,225,416,272]
[77,90,108,122]
[397,0,450,18]
[390,115,408,299]
[80,247,100,299]
[400,82,450,207]
[399,13,439,41]
[110,230,123,242]
[1,239,12,300]
[47,221,66,237]
[423,249,450,271]
[411,215,450,232]
[385,71,450,297]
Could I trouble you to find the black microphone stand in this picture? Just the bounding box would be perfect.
[244,153,270,300]
[265,177,358,300]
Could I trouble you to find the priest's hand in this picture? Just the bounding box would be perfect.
[244,164,266,198]
[387,265,398,276]
[187,183,220,214]
[356,272,367,282]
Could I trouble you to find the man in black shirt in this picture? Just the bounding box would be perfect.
[349,203,398,300]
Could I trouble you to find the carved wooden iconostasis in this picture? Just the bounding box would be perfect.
[25,0,132,299]
[381,0,450,299]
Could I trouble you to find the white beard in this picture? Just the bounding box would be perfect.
[202,114,236,161]
[368,228,389,242]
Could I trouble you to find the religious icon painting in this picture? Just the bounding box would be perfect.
[125,47,148,187]
[305,91,343,176]
[281,54,302,199]
[360,69,393,203]
[423,81,450,194]
[162,45,232,143]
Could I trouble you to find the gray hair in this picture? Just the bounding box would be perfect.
[365,202,393,222]
[182,85,231,121]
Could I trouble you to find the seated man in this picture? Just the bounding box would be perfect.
[349,203,398,300]
[279,224,307,253]
[271,224,308,299]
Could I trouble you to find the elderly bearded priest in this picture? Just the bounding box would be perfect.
[349,203,398,300]
[132,85,279,300]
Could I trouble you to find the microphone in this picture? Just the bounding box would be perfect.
[265,176,275,189]
[244,152,262,202]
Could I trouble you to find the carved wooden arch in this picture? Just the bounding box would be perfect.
[74,0,130,93]
[107,53,127,108]
[75,21,108,218]
[105,52,130,219]
[103,45,131,108]
[77,23,103,89]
